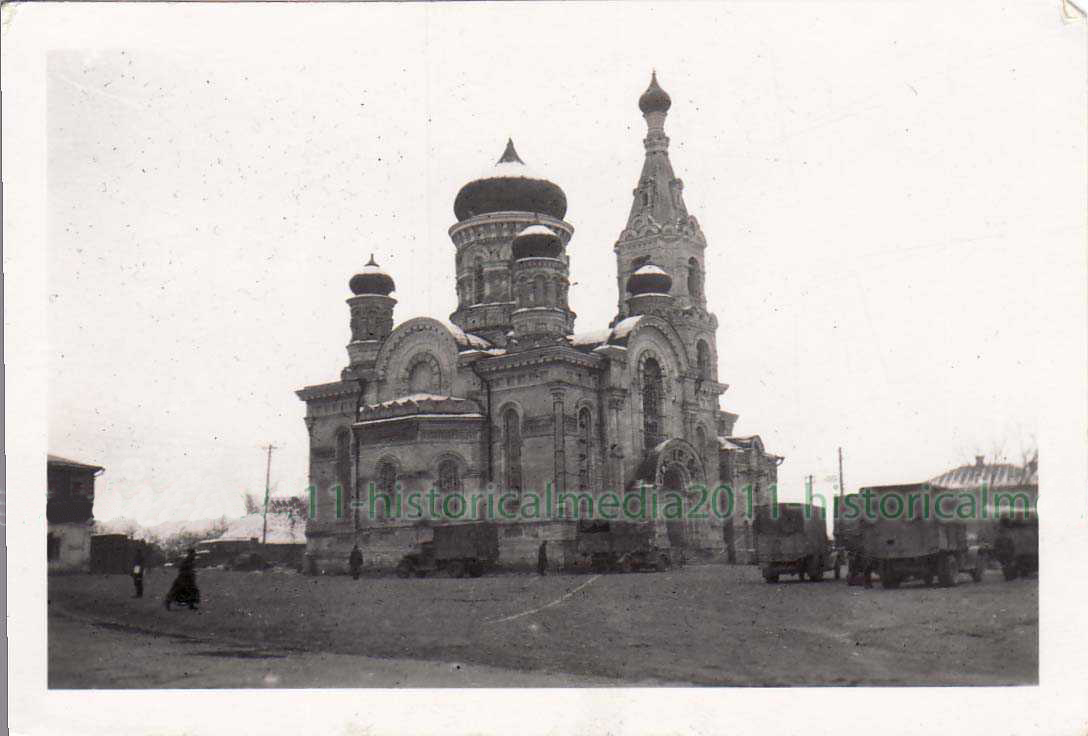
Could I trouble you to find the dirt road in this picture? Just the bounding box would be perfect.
[48,563,1037,687]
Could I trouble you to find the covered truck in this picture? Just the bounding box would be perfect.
[991,510,1038,580]
[572,520,677,573]
[753,503,836,583]
[858,483,985,588]
[395,522,499,578]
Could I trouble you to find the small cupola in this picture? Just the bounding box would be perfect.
[349,255,396,296]
[512,224,562,260]
[626,263,673,295]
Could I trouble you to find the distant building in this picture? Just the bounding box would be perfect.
[296,74,782,572]
[47,454,103,572]
[929,454,1039,538]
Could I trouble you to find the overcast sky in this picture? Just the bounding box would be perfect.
[44,2,1083,525]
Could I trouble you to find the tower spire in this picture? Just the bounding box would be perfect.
[625,71,686,231]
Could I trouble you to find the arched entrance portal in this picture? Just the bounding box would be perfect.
[648,438,706,552]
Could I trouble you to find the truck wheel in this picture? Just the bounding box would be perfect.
[923,573,935,586]
[447,560,466,579]
[970,558,984,583]
[881,574,900,589]
[1002,562,1019,581]
[395,560,412,579]
[807,556,824,582]
[655,553,670,572]
[468,560,483,578]
[621,556,637,574]
[937,554,956,587]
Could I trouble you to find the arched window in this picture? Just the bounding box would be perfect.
[503,408,523,497]
[474,258,485,304]
[335,428,352,498]
[408,359,437,394]
[376,460,398,520]
[577,407,593,492]
[437,458,462,495]
[687,257,703,301]
[642,358,664,451]
[696,340,711,380]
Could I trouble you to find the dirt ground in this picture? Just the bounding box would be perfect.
[48,563,1037,688]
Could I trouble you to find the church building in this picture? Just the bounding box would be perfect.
[297,74,783,572]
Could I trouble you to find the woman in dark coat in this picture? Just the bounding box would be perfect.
[164,548,201,610]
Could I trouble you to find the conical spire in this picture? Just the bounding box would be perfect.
[626,72,687,229]
[497,138,525,165]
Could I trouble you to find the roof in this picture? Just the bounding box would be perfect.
[357,394,483,423]
[566,316,644,351]
[441,320,492,351]
[929,458,1038,491]
[47,454,104,472]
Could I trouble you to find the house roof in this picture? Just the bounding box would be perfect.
[929,457,1038,491]
[47,454,104,472]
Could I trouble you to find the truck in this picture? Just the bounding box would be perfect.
[395,522,499,579]
[991,510,1038,580]
[753,502,836,582]
[572,520,677,573]
[858,483,985,589]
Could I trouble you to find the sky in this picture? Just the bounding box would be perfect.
[44,2,1083,525]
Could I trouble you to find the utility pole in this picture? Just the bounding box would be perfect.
[261,443,277,545]
[838,446,846,501]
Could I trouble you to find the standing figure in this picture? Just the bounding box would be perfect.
[131,547,145,598]
[537,540,548,576]
[164,548,201,610]
[349,544,363,581]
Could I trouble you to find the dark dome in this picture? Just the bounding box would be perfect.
[638,71,672,114]
[349,255,395,296]
[627,263,672,295]
[453,139,567,222]
[512,224,562,260]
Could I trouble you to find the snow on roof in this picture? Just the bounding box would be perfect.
[632,264,668,276]
[568,328,612,348]
[566,316,644,351]
[517,224,557,238]
[218,513,306,544]
[610,315,643,341]
[440,320,492,350]
[371,393,455,408]
[718,437,742,451]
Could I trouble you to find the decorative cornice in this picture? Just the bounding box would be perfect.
[296,381,359,401]
[476,344,602,373]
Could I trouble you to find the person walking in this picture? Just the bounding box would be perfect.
[164,548,201,610]
[349,544,363,581]
[537,540,548,576]
[131,547,145,598]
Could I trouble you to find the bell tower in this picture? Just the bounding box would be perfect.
[613,72,720,385]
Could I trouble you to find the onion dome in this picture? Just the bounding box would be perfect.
[626,263,672,295]
[453,139,567,222]
[512,224,562,260]
[349,254,395,296]
[638,71,672,114]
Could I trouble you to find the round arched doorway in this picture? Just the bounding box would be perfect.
[650,439,705,551]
